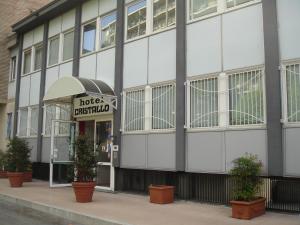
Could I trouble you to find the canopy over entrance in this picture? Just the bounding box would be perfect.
[43,77,116,109]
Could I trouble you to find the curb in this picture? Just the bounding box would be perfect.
[0,193,132,225]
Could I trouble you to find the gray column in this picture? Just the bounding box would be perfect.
[175,0,186,171]
[72,3,82,77]
[262,0,283,176]
[36,22,49,162]
[113,0,125,167]
[13,33,24,137]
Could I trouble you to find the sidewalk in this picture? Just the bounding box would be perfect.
[0,179,299,225]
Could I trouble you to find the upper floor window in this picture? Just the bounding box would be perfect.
[127,0,147,40]
[10,56,16,81]
[34,44,43,71]
[23,49,32,74]
[101,12,117,48]
[226,0,254,8]
[82,21,97,54]
[63,30,74,61]
[153,0,176,32]
[48,35,60,66]
[189,0,218,20]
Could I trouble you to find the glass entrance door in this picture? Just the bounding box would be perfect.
[95,120,114,191]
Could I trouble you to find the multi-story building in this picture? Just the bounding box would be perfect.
[0,0,51,151]
[8,0,300,208]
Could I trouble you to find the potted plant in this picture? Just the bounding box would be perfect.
[0,150,8,178]
[149,185,175,204]
[6,137,31,187]
[72,135,96,203]
[23,163,32,182]
[230,153,265,220]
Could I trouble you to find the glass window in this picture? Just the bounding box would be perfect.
[19,108,28,137]
[152,84,176,129]
[48,36,60,66]
[124,89,145,131]
[30,106,39,136]
[127,0,147,40]
[190,78,218,128]
[82,21,97,54]
[34,45,43,71]
[10,56,17,81]
[229,69,264,125]
[190,0,217,20]
[58,104,71,135]
[153,0,176,32]
[101,12,117,48]
[45,105,56,135]
[6,113,13,139]
[63,30,74,61]
[286,64,300,122]
[226,0,254,8]
[23,50,32,74]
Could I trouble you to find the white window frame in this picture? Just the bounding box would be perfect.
[28,105,39,137]
[22,48,33,76]
[47,34,61,67]
[17,107,30,137]
[151,0,176,33]
[99,10,117,50]
[9,56,17,82]
[81,19,98,56]
[33,43,43,72]
[62,28,75,62]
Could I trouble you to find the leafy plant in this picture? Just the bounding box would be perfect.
[73,135,96,182]
[230,153,263,201]
[0,150,8,171]
[6,137,31,172]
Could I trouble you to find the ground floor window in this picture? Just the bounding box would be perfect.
[6,113,13,139]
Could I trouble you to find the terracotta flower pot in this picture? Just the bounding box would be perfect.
[0,171,7,178]
[149,185,174,204]
[72,182,96,203]
[230,197,266,220]
[7,172,24,187]
[23,171,32,182]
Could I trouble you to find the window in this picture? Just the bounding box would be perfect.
[10,56,17,81]
[153,0,176,32]
[285,63,300,123]
[58,104,71,135]
[45,105,56,135]
[48,35,60,66]
[63,30,74,61]
[23,50,32,74]
[30,107,39,136]
[226,0,254,8]
[228,69,264,125]
[152,84,176,129]
[189,0,217,20]
[19,108,28,136]
[34,44,43,71]
[124,89,145,131]
[101,12,117,48]
[6,113,13,139]
[127,0,147,40]
[82,21,97,54]
[190,78,218,128]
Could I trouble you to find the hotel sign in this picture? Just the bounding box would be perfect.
[73,96,113,118]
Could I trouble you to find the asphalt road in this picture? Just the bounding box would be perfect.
[0,200,80,225]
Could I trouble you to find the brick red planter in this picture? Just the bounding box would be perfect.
[149,185,174,204]
[230,197,266,220]
[0,171,7,178]
[7,172,24,187]
[72,182,96,203]
[23,171,32,182]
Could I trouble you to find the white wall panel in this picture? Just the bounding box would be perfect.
[277,0,300,60]
[33,25,44,44]
[222,4,264,71]
[123,38,148,88]
[19,76,30,107]
[59,61,73,78]
[82,0,99,23]
[284,128,300,177]
[62,9,75,31]
[45,66,59,94]
[29,72,41,105]
[49,16,62,37]
[23,31,33,49]
[79,54,97,79]
[148,30,176,83]
[187,16,222,77]
[97,48,115,89]
[99,0,117,15]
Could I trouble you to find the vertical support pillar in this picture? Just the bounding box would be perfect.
[113,0,125,167]
[73,3,82,77]
[36,22,49,162]
[13,33,24,137]
[176,0,186,171]
[262,0,283,176]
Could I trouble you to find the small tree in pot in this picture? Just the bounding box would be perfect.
[230,153,265,220]
[6,137,31,187]
[0,150,8,178]
[72,135,96,203]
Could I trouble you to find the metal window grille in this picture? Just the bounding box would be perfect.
[124,89,145,131]
[58,104,71,135]
[19,108,28,136]
[152,84,176,129]
[30,106,39,136]
[45,105,56,135]
[229,69,264,125]
[190,77,218,128]
[285,63,300,122]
